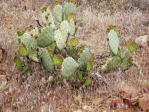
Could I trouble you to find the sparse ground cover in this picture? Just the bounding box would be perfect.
[0,0,149,111]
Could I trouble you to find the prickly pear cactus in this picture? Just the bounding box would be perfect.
[62,57,79,77]
[30,27,39,37]
[103,25,139,73]
[64,2,77,16]
[69,19,76,35]
[15,2,95,86]
[87,54,94,72]
[78,48,91,71]
[20,33,37,50]
[60,20,69,38]
[41,7,55,28]
[20,33,39,62]
[54,29,66,50]
[70,38,78,47]
[101,56,121,73]
[28,51,39,62]
[108,30,119,55]
[41,49,54,72]
[53,4,63,22]
[53,55,63,66]
[37,26,55,47]
[19,45,29,57]
[121,50,131,71]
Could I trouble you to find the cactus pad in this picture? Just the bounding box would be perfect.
[121,50,131,71]
[41,49,54,72]
[62,57,79,77]
[53,4,63,22]
[64,2,77,16]
[101,56,121,73]
[108,30,119,55]
[70,38,78,47]
[20,33,37,50]
[37,26,54,47]
[54,29,67,50]
[78,48,91,71]
[53,55,63,66]
[69,19,76,35]
[60,20,69,38]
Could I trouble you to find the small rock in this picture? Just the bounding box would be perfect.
[135,35,149,48]
[138,93,149,111]
[0,75,7,91]
[119,84,139,106]
[119,84,138,98]
[82,105,93,111]
[73,109,82,112]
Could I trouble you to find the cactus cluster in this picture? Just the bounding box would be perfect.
[15,1,94,86]
[102,26,140,73]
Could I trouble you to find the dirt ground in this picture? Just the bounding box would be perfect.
[0,0,149,112]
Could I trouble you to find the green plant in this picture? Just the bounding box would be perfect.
[102,26,140,73]
[14,1,94,86]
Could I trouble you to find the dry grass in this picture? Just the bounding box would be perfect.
[0,0,149,111]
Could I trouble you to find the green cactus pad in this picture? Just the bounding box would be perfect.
[107,25,120,35]
[48,13,56,28]
[41,11,48,23]
[66,13,76,22]
[19,46,29,56]
[70,38,78,47]
[108,30,120,55]
[78,48,91,71]
[87,54,94,72]
[30,27,39,37]
[121,50,131,71]
[54,29,67,50]
[17,30,25,37]
[20,33,39,61]
[53,4,63,22]
[60,20,69,38]
[64,2,77,16]
[53,55,63,66]
[77,72,83,81]
[20,33,37,50]
[41,49,54,72]
[28,51,39,62]
[41,7,55,28]
[69,19,76,35]
[62,57,79,77]
[128,42,137,53]
[116,47,122,57]
[47,42,56,56]
[101,56,121,73]
[84,79,92,87]
[37,26,54,47]
[67,47,78,56]
[14,57,25,71]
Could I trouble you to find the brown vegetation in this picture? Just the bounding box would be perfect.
[0,0,149,111]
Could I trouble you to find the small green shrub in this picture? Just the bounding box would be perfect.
[102,26,140,73]
[15,1,94,86]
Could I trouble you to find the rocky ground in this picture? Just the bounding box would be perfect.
[0,0,149,111]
